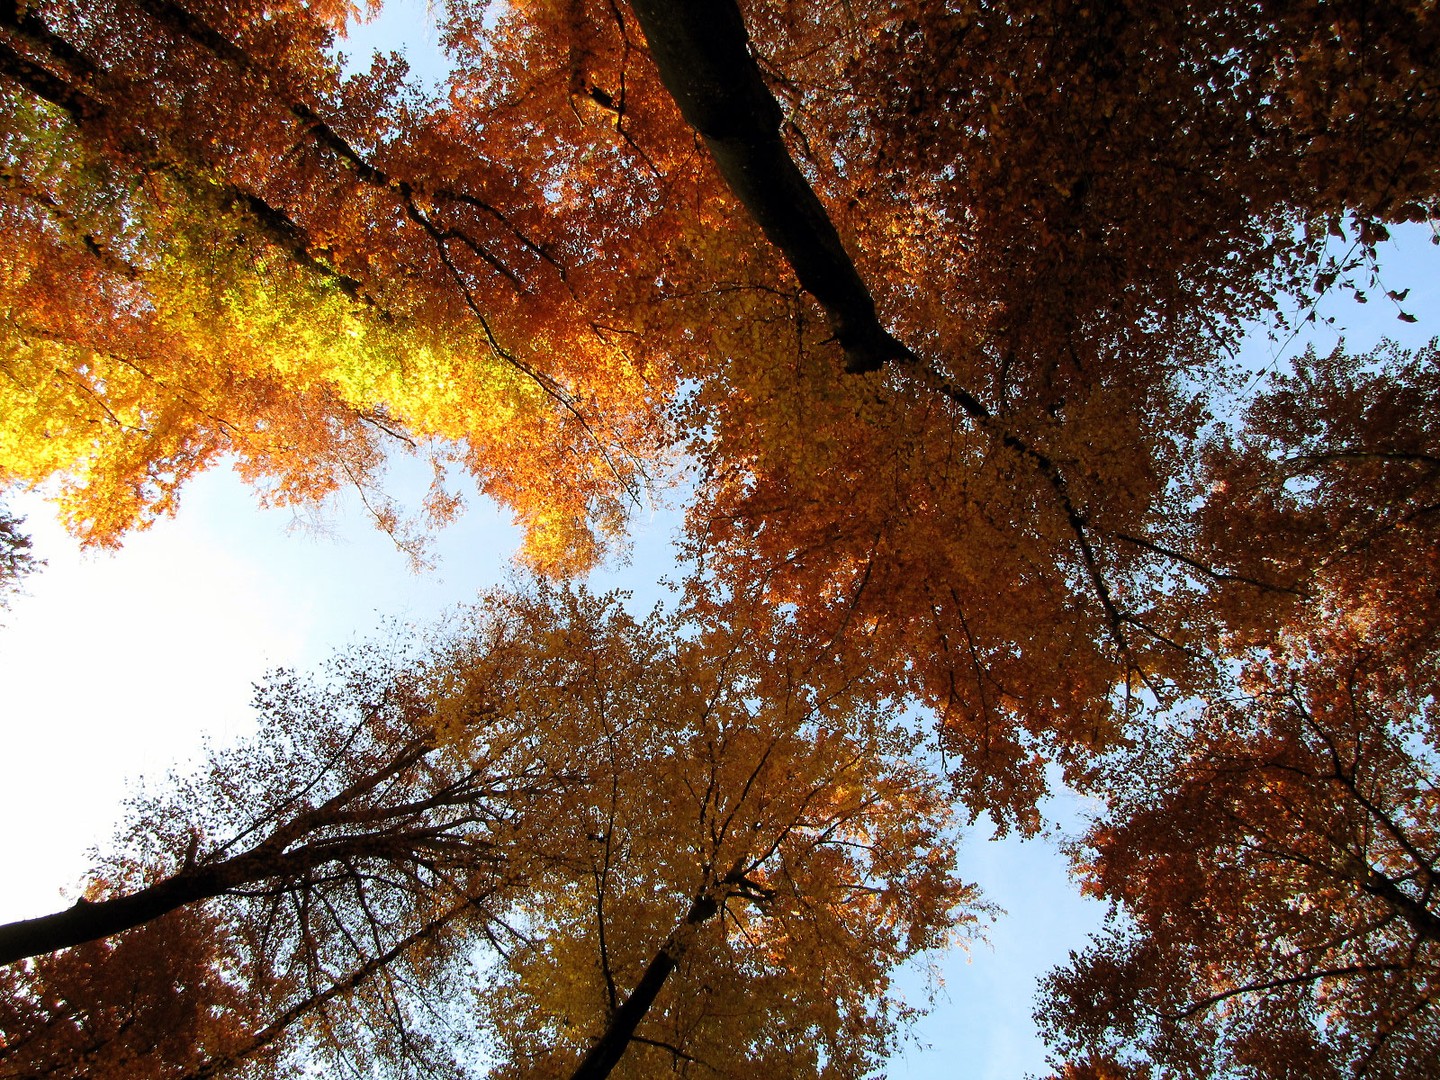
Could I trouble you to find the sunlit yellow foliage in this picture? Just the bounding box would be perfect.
[0,0,675,573]
[425,585,977,1078]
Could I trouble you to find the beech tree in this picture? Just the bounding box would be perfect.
[1039,637,1440,1080]
[0,585,972,1079]
[0,0,673,571]
[0,630,584,969]
[1,632,563,1077]
[466,586,973,1080]
[1037,345,1440,1078]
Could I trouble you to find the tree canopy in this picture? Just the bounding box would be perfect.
[1,0,1438,1076]
[0,585,973,1079]
[1038,341,1440,1079]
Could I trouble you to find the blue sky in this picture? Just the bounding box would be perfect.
[1,4,1437,1077]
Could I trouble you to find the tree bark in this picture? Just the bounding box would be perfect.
[626,0,908,373]
[0,819,474,966]
[568,891,720,1080]
[0,868,228,967]
[0,840,355,966]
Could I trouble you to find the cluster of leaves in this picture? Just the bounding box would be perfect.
[0,906,250,1079]
[0,501,37,608]
[0,0,674,571]
[1040,648,1440,1080]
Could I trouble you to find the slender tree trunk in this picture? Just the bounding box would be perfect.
[0,864,241,966]
[568,891,720,1080]
[0,836,407,966]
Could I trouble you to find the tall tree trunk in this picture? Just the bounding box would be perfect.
[0,827,456,966]
[626,0,908,374]
[0,732,457,967]
[568,891,720,1080]
[0,866,230,966]
[0,842,341,966]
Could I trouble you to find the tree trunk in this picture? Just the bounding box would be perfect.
[0,835,409,966]
[0,865,238,966]
[568,891,720,1080]
[1360,867,1440,943]
[626,0,908,374]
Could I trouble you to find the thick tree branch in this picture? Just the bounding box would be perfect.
[1355,866,1440,943]
[0,834,429,966]
[0,745,507,967]
[0,852,279,966]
